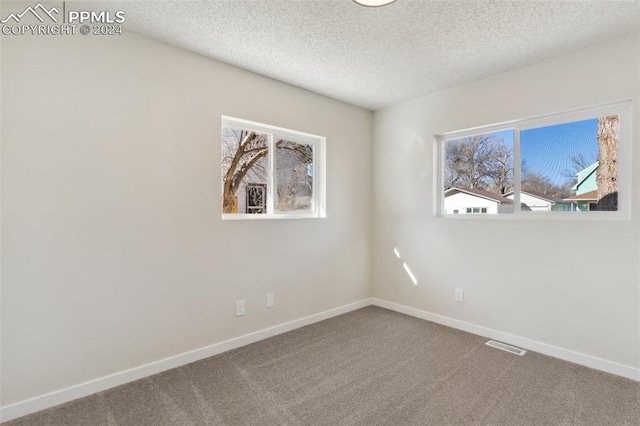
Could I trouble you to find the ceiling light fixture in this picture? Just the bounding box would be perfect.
[353,0,398,7]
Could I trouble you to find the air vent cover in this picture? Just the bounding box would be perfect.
[485,340,527,356]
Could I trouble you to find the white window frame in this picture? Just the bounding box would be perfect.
[435,100,632,220]
[221,116,326,220]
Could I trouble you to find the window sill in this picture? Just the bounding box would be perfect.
[222,212,326,221]
[438,211,630,221]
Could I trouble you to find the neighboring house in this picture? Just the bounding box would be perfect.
[564,189,598,211]
[572,162,598,195]
[233,155,269,214]
[233,145,312,214]
[274,143,313,211]
[503,190,571,211]
[564,162,599,211]
[444,187,515,214]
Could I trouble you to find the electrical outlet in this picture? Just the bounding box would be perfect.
[454,288,464,303]
[266,293,275,308]
[235,300,245,316]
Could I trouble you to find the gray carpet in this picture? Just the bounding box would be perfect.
[4,306,640,425]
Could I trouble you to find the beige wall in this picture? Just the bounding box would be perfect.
[372,34,640,369]
[1,32,372,405]
[2,19,639,414]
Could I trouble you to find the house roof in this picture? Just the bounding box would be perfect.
[503,190,564,204]
[444,187,514,204]
[564,190,598,201]
[571,162,598,190]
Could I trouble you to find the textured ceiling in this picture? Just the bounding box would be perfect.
[91,0,640,110]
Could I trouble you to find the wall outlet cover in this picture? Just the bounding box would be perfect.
[235,300,245,316]
[266,293,275,308]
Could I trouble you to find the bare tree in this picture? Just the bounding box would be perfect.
[444,134,512,192]
[595,115,619,211]
[222,129,269,214]
[561,152,598,185]
[222,130,314,214]
[489,147,513,195]
[275,141,313,211]
[522,172,558,196]
[571,152,598,171]
[520,160,565,197]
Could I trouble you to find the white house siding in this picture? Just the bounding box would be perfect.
[444,192,498,214]
[275,144,313,211]
[506,193,553,211]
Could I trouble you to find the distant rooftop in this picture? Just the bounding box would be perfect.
[565,190,598,201]
[503,190,565,204]
[444,187,514,204]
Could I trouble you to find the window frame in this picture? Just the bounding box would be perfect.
[435,100,632,220]
[221,116,326,220]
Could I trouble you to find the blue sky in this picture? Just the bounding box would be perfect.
[491,119,598,187]
[520,118,598,186]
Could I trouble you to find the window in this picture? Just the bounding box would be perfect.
[246,184,267,214]
[221,116,326,219]
[463,207,488,214]
[443,130,515,215]
[437,101,630,218]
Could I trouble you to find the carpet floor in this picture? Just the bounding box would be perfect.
[4,306,640,425]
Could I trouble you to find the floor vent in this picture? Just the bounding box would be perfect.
[485,340,527,356]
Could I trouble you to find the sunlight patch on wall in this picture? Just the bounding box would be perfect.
[393,247,417,285]
[402,263,418,285]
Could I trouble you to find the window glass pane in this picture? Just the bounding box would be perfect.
[443,130,514,215]
[520,116,618,212]
[221,126,269,214]
[275,140,314,212]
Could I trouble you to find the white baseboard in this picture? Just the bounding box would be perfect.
[371,298,640,382]
[3,297,638,422]
[0,298,372,423]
